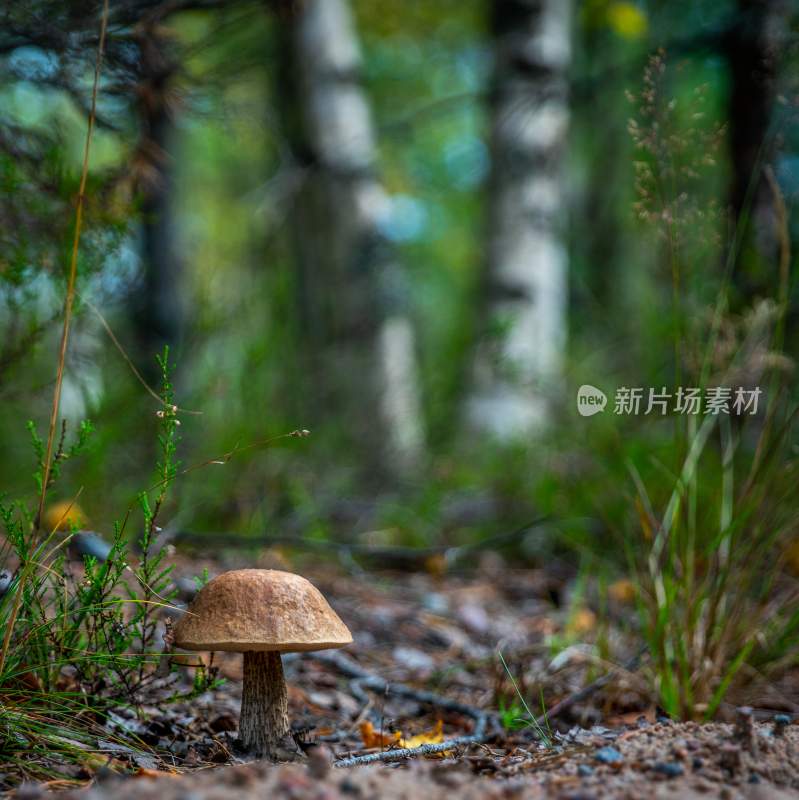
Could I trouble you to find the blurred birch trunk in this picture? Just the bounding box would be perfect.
[277,0,424,479]
[464,0,571,439]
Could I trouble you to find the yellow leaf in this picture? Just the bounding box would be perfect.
[607,2,648,40]
[359,719,445,750]
[424,553,447,577]
[134,767,180,779]
[608,578,636,604]
[785,539,799,575]
[399,719,444,748]
[635,497,653,541]
[82,753,111,773]
[567,607,596,636]
[44,501,86,532]
[359,721,401,749]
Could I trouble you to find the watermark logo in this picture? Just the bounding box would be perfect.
[576,385,762,417]
[577,384,608,416]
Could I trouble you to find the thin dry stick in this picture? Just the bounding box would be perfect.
[763,166,791,313]
[0,0,109,678]
[319,648,645,767]
[144,429,311,496]
[110,430,310,544]
[533,649,644,729]
[314,649,490,721]
[334,732,484,768]
[313,650,488,768]
[35,0,110,532]
[79,295,202,415]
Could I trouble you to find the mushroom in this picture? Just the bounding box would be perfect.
[173,569,352,759]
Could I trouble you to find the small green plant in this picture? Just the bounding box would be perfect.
[193,566,211,591]
[497,651,552,746]
[619,52,799,720]
[0,350,190,787]
[129,347,181,690]
[627,367,799,720]
[497,697,530,731]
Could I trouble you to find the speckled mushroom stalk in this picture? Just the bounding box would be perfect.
[172,569,352,762]
[240,651,290,757]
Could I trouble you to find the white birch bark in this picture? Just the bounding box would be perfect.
[286,0,424,477]
[465,0,572,439]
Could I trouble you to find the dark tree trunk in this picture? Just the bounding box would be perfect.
[132,24,184,373]
[726,0,789,292]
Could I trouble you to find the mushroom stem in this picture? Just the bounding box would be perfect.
[239,650,291,758]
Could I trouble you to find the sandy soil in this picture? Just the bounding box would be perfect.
[45,719,799,800]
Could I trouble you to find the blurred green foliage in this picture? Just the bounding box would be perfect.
[0,0,796,573]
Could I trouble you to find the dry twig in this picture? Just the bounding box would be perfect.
[315,647,646,767]
[311,650,488,767]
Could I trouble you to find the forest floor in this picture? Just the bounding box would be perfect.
[19,550,799,799]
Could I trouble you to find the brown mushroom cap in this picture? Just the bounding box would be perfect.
[173,569,353,653]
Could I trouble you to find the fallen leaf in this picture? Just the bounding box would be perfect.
[82,753,115,773]
[399,719,444,748]
[359,719,446,750]
[359,720,401,749]
[44,501,86,532]
[566,607,596,636]
[424,554,447,577]
[608,579,636,604]
[18,668,44,692]
[635,498,653,540]
[134,767,179,779]
[785,539,799,575]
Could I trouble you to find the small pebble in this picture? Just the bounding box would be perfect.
[422,592,449,615]
[594,746,623,765]
[577,764,594,777]
[339,777,362,796]
[693,777,714,793]
[392,646,435,673]
[653,762,684,778]
[773,714,792,736]
[71,531,113,562]
[15,783,45,800]
[306,744,332,780]
[692,756,703,770]
[748,773,761,784]
[93,766,122,784]
[720,744,742,773]
[735,706,757,753]
[173,576,199,602]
